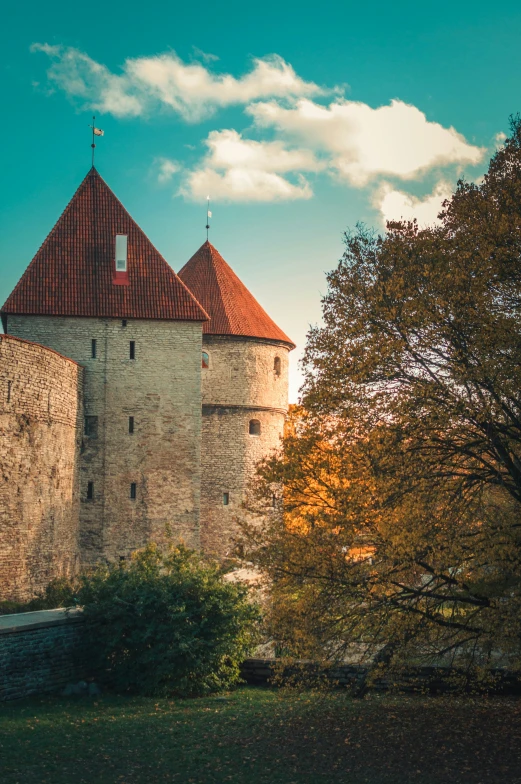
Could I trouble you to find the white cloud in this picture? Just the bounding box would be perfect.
[180,129,318,201]
[183,167,312,202]
[155,157,180,183]
[31,44,143,117]
[494,131,507,149]
[375,180,453,226]
[203,129,323,173]
[31,42,492,209]
[249,98,484,185]
[31,44,323,121]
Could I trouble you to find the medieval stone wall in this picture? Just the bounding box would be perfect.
[201,335,289,410]
[0,335,83,600]
[200,336,290,557]
[6,316,203,564]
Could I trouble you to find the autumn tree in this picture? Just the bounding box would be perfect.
[243,118,521,671]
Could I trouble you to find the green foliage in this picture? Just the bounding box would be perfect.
[243,117,521,673]
[75,544,260,696]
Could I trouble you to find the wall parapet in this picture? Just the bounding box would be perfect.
[0,609,85,701]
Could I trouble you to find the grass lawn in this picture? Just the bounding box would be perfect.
[0,687,520,784]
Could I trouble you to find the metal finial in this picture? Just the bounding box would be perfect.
[88,115,104,167]
[206,196,211,241]
[90,115,96,167]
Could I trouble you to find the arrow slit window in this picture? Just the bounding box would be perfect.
[115,235,128,272]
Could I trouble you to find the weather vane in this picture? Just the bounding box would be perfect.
[206,196,212,241]
[88,115,104,167]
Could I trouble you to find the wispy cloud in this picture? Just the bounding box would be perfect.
[30,44,323,121]
[155,157,180,183]
[191,46,219,64]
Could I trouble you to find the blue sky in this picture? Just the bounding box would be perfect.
[1,0,520,399]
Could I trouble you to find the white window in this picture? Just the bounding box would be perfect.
[115,235,128,272]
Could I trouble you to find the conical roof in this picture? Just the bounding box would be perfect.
[178,241,295,348]
[1,168,208,323]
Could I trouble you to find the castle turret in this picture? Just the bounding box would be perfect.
[2,168,208,565]
[178,241,295,557]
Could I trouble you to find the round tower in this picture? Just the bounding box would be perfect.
[178,241,295,558]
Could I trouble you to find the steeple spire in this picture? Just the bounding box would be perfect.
[205,196,211,241]
[88,116,104,167]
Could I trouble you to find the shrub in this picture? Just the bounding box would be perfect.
[75,544,260,696]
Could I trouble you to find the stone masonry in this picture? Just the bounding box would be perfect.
[6,316,203,564]
[0,335,83,600]
[0,609,85,701]
[200,335,290,556]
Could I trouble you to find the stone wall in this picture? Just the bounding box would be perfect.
[240,658,521,694]
[0,609,84,701]
[201,335,289,410]
[200,337,290,557]
[0,335,83,600]
[6,316,203,564]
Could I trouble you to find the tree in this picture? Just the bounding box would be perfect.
[243,118,521,672]
[76,544,260,696]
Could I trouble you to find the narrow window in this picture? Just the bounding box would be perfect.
[128,416,134,434]
[130,482,137,500]
[7,380,12,403]
[91,339,97,359]
[87,482,94,500]
[274,356,281,376]
[202,351,210,369]
[84,415,98,438]
[249,419,261,436]
[223,492,230,506]
[129,341,135,360]
[115,234,128,272]
[122,319,127,327]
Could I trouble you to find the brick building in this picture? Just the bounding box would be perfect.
[0,167,294,599]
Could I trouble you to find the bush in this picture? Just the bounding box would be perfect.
[75,544,260,696]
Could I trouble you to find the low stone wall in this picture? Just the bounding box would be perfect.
[240,658,521,695]
[0,609,84,701]
[2,612,520,702]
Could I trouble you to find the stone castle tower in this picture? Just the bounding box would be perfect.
[179,242,294,557]
[0,167,294,598]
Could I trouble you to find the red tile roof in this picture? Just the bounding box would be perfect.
[1,168,208,323]
[178,241,295,348]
